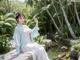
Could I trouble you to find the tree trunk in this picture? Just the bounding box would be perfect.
[51,0,62,29]
[74,2,80,26]
[46,9,61,34]
[59,0,76,39]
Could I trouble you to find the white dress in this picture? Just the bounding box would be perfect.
[13,24,49,60]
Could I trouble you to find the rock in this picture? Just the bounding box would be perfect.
[61,46,68,52]
[56,52,70,60]
[43,39,52,47]
[43,39,52,50]
[0,49,34,60]
[57,52,66,58]
[10,52,33,60]
[78,52,80,60]
[70,48,78,60]
[0,55,5,60]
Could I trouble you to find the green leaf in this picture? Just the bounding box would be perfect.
[5,13,14,18]
[5,18,16,23]
[0,21,4,25]
[4,23,12,27]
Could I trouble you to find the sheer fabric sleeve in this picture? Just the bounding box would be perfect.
[31,18,40,38]
[31,25,40,38]
[13,27,21,46]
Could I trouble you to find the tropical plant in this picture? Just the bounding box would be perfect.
[0,12,16,54]
[0,13,16,36]
[35,36,45,44]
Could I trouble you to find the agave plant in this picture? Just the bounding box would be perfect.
[0,13,16,36]
[0,13,16,54]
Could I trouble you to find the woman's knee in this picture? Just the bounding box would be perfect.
[38,46,45,51]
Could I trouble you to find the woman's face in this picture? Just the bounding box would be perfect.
[18,15,25,24]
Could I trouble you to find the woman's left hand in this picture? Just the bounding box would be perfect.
[33,16,38,24]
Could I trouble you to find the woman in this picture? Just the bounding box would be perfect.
[13,13,49,60]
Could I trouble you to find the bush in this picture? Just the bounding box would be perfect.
[54,33,71,48]
[0,13,16,36]
[0,35,11,54]
[35,36,45,44]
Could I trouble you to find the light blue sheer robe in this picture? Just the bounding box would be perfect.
[13,24,39,54]
[13,24,49,60]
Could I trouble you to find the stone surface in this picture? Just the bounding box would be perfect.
[43,39,52,47]
[0,50,33,60]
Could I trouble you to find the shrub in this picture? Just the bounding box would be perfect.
[0,35,11,54]
[0,13,16,36]
[35,36,44,44]
[0,13,16,54]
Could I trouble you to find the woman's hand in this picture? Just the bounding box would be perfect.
[33,16,38,26]
[33,16,38,23]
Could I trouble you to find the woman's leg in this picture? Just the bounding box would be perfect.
[32,43,49,60]
[23,43,49,60]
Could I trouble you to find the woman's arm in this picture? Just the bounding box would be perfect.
[31,17,39,38]
[13,27,21,47]
[33,16,38,27]
[13,27,21,54]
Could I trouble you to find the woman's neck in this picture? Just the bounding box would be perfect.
[17,23,23,26]
[18,23,23,25]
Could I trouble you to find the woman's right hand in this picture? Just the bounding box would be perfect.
[33,16,38,26]
[33,16,38,23]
